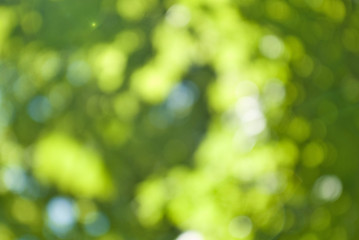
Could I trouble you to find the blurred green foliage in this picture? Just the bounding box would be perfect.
[0,0,358,239]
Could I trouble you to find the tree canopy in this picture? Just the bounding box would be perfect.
[0,0,358,239]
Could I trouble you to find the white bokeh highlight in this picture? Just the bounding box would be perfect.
[46,197,77,236]
[235,96,266,136]
[259,35,284,59]
[166,4,191,27]
[176,230,204,240]
[313,175,343,202]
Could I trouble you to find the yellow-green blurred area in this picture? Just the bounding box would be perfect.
[0,0,359,239]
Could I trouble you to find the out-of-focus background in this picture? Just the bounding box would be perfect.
[0,0,358,239]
